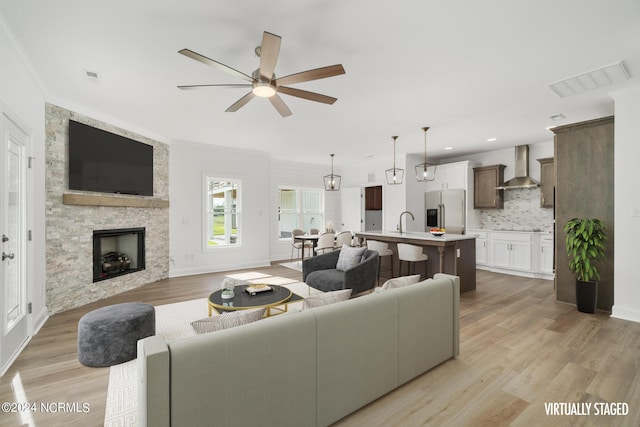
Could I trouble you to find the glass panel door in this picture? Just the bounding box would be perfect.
[1,114,29,371]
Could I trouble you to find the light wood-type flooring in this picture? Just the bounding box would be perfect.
[1,265,639,427]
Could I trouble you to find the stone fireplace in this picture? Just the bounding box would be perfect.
[93,228,145,282]
[45,103,169,314]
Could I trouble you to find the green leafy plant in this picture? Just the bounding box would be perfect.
[564,218,607,282]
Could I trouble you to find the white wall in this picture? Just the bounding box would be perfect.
[169,141,271,276]
[170,147,342,270]
[611,85,640,323]
[340,154,407,232]
[0,19,47,330]
[406,153,429,232]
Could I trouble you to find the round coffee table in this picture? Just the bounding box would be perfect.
[208,284,293,317]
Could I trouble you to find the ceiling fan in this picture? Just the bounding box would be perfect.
[177,31,345,117]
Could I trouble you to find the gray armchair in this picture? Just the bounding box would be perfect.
[302,249,379,295]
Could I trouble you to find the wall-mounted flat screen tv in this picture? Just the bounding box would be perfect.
[68,120,154,196]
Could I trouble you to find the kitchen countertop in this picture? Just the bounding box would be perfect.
[354,230,476,293]
[356,230,476,242]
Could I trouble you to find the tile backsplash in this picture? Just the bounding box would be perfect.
[479,188,553,231]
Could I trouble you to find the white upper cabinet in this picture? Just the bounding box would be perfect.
[425,162,468,192]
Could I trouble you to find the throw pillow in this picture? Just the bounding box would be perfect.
[302,289,352,310]
[380,274,422,290]
[190,307,266,334]
[335,244,367,271]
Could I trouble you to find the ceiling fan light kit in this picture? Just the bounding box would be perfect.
[178,31,345,117]
[385,136,404,185]
[415,126,436,182]
[252,82,276,98]
[323,154,341,191]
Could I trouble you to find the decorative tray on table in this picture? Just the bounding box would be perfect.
[245,284,273,296]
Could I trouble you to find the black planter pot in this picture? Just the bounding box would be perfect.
[575,280,598,313]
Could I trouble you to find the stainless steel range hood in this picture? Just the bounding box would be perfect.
[496,145,539,190]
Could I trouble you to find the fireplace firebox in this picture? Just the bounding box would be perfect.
[93,228,145,282]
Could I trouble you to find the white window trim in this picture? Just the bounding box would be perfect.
[202,174,242,252]
[277,186,324,240]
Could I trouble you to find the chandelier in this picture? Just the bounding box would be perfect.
[385,136,404,185]
[415,126,436,181]
[323,154,341,191]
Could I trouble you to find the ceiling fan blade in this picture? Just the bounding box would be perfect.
[178,48,254,83]
[178,84,252,90]
[259,31,281,81]
[225,92,256,112]
[269,94,292,117]
[275,64,345,86]
[276,86,337,104]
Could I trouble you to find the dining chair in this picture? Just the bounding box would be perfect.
[334,231,354,249]
[310,228,320,235]
[314,232,335,255]
[290,229,312,261]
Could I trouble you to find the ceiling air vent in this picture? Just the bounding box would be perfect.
[548,61,630,98]
[83,69,101,80]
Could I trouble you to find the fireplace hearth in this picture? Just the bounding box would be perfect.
[93,228,145,282]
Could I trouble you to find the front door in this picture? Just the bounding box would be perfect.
[1,113,29,372]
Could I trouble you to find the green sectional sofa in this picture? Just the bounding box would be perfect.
[137,273,460,427]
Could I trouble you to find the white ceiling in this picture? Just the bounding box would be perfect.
[1,0,639,166]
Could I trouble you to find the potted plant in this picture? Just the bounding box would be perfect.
[564,218,607,313]
[220,278,238,300]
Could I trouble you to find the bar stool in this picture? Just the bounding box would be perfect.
[366,240,394,284]
[397,243,428,279]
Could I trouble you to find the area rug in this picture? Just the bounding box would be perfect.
[104,281,316,426]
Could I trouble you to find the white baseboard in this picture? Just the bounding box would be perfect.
[0,307,49,376]
[33,306,49,334]
[611,305,640,324]
[0,336,31,377]
[169,259,272,278]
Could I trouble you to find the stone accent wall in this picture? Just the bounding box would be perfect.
[479,187,554,231]
[45,103,169,314]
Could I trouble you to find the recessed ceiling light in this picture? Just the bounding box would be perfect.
[549,114,566,121]
[487,138,497,142]
[444,147,453,150]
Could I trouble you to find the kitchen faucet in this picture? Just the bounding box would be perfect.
[398,211,415,234]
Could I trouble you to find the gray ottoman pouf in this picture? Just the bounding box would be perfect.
[78,302,155,367]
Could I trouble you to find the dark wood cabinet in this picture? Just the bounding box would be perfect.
[537,157,555,208]
[552,116,614,311]
[365,185,382,210]
[473,164,506,209]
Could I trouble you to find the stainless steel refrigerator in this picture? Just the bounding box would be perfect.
[425,189,466,234]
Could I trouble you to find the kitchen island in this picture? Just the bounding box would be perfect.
[355,231,476,293]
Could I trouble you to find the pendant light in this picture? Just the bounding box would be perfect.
[385,136,404,185]
[415,126,436,182]
[323,154,341,191]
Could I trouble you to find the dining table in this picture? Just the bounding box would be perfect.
[294,234,320,262]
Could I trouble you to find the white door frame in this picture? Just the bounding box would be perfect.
[0,110,33,376]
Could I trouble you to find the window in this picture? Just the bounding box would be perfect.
[205,177,240,247]
[278,187,324,238]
